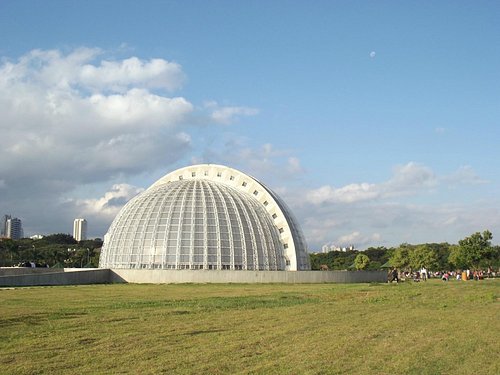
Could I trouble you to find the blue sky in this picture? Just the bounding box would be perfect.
[1,1,499,249]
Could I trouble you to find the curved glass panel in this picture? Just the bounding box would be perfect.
[100,180,285,270]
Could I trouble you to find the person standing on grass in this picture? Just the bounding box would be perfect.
[391,268,399,283]
[421,267,427,281]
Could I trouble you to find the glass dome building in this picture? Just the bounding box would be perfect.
[99,164,310,271]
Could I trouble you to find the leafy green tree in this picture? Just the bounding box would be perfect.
[410,244,438,270]
[488,246,500,269]
[448,244,467,269]
[431,243,453,270]
[78,238,103,249]
[454,230,493,270]
[310,252,326,270]
[389,244,412,270]
[39,233,77,246]
[0,233,103,267]
[309,250,359,270]
[354,253,370,270]
[364,246,390,265]
[0,239,19,266]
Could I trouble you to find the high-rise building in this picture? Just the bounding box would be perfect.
[6,217,23,240]
[1,215,10,237]
[73,218,87,242]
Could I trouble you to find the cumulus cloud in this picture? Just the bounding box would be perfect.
[385,162,437,194]
[306,183,378,205]
[443,165,488,186]
[74,184,144,219]
[338,231,361,244]
[288,162,493,250]
[305,162,438,205]
[0,47,238,236]
[0,48,184,93]
[88,89,192,127]
[0,47,266,237]
[80,56,185,92]
[336,232,382,248]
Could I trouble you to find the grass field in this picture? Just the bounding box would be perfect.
[1,279,498,374]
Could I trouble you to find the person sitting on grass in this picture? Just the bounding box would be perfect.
[413,271,420,282]
[442,272,449,281]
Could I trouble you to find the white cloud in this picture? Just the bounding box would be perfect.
[305,162,438,205]
[0,48,100,90]
[0,47,238,237]
[74,184,144,219]
[288,162,495,250]
[443,165,488,186]
[1,50,193,139]
[337,232,382,247]
[88,89,192,127]
[385,162,437,194]
[338,231,361,244]
[80,57,185,92]
[0,48,184,94]
[210,104,259,125]
[306,183,378,205]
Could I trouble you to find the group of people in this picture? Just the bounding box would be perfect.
[389,268,428,283]
[389,268,492,283]
[440,269,486,281]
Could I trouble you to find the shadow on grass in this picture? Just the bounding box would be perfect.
[182,329,226,336]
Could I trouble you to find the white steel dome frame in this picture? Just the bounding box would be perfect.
[100,164,310,271]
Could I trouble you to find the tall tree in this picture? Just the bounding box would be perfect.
[410,244,438,270]
[454,230,493,270]
[389,244,412,270]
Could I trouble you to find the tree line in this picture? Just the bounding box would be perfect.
[1,230,498,271]
[310,231,500,272]
[0,234,102,268]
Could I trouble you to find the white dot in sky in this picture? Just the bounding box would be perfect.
[369,51,376,58]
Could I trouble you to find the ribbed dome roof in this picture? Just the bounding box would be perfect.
[99,179,286,270]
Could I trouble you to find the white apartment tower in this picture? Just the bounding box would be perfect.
[1,215,10,237]
[73,218,87,242]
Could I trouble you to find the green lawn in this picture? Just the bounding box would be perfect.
[1,279,498,374]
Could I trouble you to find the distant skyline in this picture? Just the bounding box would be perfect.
[1,1,499,249]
